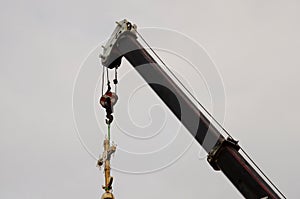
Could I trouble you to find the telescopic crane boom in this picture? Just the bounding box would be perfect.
[100,19,281,199]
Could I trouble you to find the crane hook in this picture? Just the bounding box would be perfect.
[100,91,118,124]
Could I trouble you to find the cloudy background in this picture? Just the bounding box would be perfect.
[1,0,300,198]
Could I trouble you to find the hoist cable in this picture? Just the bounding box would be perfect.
[106,67,110,84]
[114,67,118,94]
[134,29,286,199]
[106,65,112,92]
[107,123,111,141]
[101,65,105,96]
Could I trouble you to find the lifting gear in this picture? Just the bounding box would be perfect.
[98,63,119,199]
[100,66,119,125]
[100,91,118,124]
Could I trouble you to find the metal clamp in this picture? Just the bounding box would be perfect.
[207,137,240,171]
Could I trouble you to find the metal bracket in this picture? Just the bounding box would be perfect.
[207,137,240,171]
[100,19,137,68]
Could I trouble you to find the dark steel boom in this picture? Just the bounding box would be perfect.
[101,19,281,199]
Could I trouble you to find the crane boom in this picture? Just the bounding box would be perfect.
[101,19,281,199]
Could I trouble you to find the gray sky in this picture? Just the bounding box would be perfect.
[1,0,300,198]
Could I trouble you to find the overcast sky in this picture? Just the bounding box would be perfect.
[1,0,300,198]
